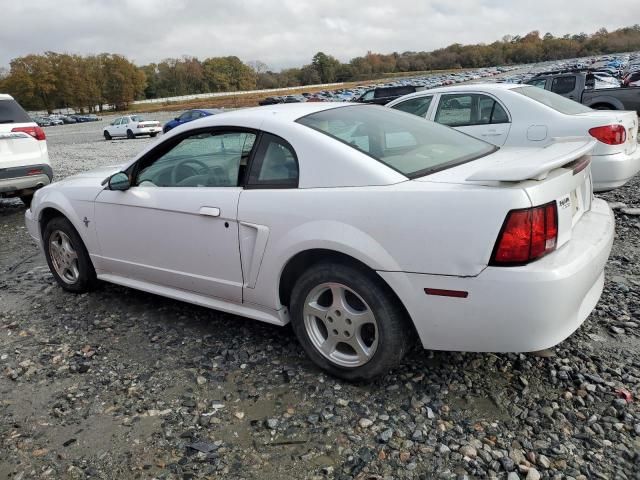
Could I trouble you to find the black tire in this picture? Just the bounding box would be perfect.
[150,132,158,138]
[592,104,614,110]
[126,129,135,139]
[290,263,412,381]
[103,130,112,140]
[43,216,97,293]
[20,195,33,207]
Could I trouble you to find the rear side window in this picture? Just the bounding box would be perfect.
[247,133,298,188]
[0,99,32,123]
[527,78,547,89]
[375,86,415,99]
[513,86,592,115]
[551,76,576,95]
[391,96,433,117]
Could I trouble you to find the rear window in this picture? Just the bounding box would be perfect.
[512,86,592,115]
[296,105,497,178]
[0,99,32,124]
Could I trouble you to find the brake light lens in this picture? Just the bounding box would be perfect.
[588,125,626,145]
[491,202,558,266]
[11,126,46,141]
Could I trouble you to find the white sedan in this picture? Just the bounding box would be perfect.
[387,83,640,192]
[104,115,161,140]
[25,103,614,380]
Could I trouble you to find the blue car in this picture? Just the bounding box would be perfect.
[163,108,223,133]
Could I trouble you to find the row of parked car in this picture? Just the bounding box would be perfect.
[32,113,101,126]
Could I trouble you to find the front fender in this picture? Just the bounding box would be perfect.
[31,187,99,257]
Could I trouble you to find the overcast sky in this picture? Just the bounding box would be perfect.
[2,0,639,70]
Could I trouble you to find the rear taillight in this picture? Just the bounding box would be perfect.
[491,202,558,266]
[11,126,46,141]
[588,124,626,145]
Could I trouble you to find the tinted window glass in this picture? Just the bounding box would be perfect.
[136,131,256,187]
[0,99,32,123]
[551,76,576,95]
[391,96,433,117]
[248,133,298,187]
[527,78,547,89]
[374,86,415,98]
[513,86,592,115]
[477,95,510,124]
[297,105,496,178]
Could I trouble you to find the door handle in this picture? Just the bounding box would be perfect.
[199,207,221,217]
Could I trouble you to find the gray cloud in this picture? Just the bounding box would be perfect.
[1,0,639,70]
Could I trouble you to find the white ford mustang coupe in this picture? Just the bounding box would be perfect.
[25,103,614,380]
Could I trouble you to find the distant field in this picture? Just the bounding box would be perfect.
[127,70,465,114]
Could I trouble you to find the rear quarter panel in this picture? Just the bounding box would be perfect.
[239,182,530,310]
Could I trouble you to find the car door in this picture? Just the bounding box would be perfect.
[550,76,579,101]
[93,128,258,302]
[107,118,120,136]
[433,93,511,146]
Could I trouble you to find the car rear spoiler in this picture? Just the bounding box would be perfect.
[466,137,597,182]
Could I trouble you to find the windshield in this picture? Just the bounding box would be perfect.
[296,105,496,178]
[131,115,145,122]
[513,86,593,115]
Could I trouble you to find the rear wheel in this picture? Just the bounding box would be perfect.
[43,217,97,293]
[592,103,614,110]
[290,263,412,380]
[126,129,135,139]
[103,130,112,140]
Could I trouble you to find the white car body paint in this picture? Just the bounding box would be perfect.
[104,115,161,138]
[25,103,615,353]
[387,83,640,191]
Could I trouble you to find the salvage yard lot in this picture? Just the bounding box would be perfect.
[1,118,640,479]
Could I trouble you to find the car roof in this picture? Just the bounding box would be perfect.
[191,102,353,126]
[387,83,524,104]
[0,94,15,100]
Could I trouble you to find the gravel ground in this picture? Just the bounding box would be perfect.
[1,119,640,480]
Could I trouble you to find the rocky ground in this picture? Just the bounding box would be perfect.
[1,120,639,480]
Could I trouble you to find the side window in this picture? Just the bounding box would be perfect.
[527,79,547,89]
[248,133,298,188]
[551,76,576,95]
[114,118,122,125]
[477,95,510,124]
[135,130,257,188]
[435,94,474,127]
[391,96,433,117]
[180,111,193,121]
[361,90,375,101]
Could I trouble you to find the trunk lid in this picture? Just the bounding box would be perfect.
[418,138,596,250]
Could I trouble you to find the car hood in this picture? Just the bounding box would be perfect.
[54,164,123,189]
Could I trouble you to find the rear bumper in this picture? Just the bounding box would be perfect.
[591,147,640,191]
[135,127,161,135]
[379,198,614,352]
[0,169,52,195]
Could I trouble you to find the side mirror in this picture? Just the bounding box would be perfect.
[108,172,130,191]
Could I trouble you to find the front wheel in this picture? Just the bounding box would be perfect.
[43,217,97,293]
[126,129,135,139]
[290,263,412,380]
[103,130,112,140]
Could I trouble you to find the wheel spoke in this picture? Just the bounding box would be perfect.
[349,308,375,328]
[330,285,348,311]
[348,333,374,362]
[304,302,329,321]
[319,335,339,356]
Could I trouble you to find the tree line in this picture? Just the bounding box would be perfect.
[2,25,640,113]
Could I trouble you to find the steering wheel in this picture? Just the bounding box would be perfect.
[170,159,208,185]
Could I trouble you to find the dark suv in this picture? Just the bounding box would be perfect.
[353,86,419,105]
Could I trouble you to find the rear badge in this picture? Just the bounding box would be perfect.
[558,195,571,210]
